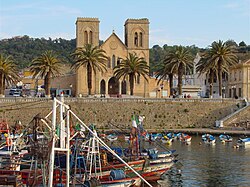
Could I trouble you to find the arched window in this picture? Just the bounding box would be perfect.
[139,32,143,47]
[112,55,116,68]
[84,31,88,44]
[100,79,106,94]
[121,80,126,94]
[89,31,93,44]
[107,58,111,68]
[134,32,138,47]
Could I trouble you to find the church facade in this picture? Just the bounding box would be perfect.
[75,17,151,97]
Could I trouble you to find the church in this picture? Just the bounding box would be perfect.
[75,17,164,97]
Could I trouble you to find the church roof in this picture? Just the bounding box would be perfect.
[100,32,127,50]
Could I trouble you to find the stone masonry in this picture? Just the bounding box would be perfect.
[0,99,245,132]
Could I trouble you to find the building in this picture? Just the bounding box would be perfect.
[75,17,163,98]
[227,59,250,101]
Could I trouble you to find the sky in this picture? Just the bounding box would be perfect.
[0,0,250,48]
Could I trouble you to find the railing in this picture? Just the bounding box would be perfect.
[0,97,244,103]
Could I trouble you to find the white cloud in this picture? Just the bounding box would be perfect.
[1,2,40,12]
[223,0,250,17]
[40,6,82,16]
[0,32,13,40]
[150,35,173,47]
[42,32,75,40]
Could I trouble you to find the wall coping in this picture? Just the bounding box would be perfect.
[0,97,244,103]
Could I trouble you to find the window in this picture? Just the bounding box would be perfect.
[139,32,143,47]
[112,55,116,68]
[89,31,93,44]
[84,31,88,44]
[234,71,237,81]
[239,71,241,81]
[125,33,128,46]
[107,58,111,68]
[229,89,232,98]
[134,32,138,47]
[117,58,121,66]
[239,88,242,97]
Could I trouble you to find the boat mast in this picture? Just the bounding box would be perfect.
[47,95,152,187]
[48,94,71,187]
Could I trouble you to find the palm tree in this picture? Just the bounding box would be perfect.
[204,40,238,97]
[113,53,149,95]
[196,56,217,98]
[30,50,63,97]
[0,54,20,96]
[154,62,175,96]
[71,44,108,95]
[163,46,194,96]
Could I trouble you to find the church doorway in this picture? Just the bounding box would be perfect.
[100,79,106,94]
[108,77,119,95]
[121,80,127,94]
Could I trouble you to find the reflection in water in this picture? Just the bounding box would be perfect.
[156,135,250,187]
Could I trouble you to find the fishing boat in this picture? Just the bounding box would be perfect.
[179,133,192,143]
[0,95,176,187]
[144,133,158,142]
[106,134,118,141]
[141,148,176,158]
[237,137,250,146]
[161,135,173,144]
[219,134,233,142]
[46,96,154,187]
[202,134,216,144]
[95,169,142,187]
[165,132,177,140]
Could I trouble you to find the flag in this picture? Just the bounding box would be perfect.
[132,115,137,128]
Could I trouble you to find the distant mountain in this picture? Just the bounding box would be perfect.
[0,35,76,69]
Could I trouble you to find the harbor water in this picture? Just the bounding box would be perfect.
[154,135,250,187]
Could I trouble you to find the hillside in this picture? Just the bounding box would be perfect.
[0,36,249,70]
[0,36,76,68]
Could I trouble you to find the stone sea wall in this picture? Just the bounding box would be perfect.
[0,98,244,132]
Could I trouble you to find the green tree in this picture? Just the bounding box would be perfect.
[149,45,165,74]
[114,53,149,95]
[162,46,194,96]
[239,41,247,47]
[71,44,108,95]
[0,54,20,96]
[30,50,63,97]
[204,40,238,97]
[154,62,175,96]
